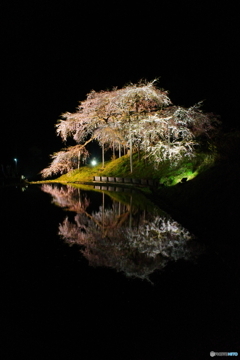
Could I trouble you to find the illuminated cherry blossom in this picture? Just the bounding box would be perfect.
[41,80,220,177]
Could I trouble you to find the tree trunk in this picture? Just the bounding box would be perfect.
[167,122,170,156]
[102,143,105,168]
[119,143,121,158]
[113,142,115,159]
[129,125,133,173]
[77,150,81,169]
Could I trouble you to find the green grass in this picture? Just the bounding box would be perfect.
[32,151,215,187]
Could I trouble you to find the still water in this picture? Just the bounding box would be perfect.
[2,184,240,359]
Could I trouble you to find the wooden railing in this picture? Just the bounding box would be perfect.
[93,176,158,187]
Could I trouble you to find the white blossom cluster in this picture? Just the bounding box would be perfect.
[41,80,219,178]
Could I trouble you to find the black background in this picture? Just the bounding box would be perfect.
[1,1,239,176]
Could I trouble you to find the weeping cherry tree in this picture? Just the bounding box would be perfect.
[41,79,220,178]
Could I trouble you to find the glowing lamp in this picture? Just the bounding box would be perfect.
[91,159,97,166]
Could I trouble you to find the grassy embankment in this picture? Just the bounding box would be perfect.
[32,151,215,187]
[30,132,240,245]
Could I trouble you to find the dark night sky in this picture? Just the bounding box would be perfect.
[0,1,239,175]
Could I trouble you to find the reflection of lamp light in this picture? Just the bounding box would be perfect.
[91,159,97,166]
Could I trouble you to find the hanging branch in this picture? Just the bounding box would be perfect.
[41,78,220,178]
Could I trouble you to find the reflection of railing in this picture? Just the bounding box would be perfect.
[93,176,158,187]
[94,185,137,192]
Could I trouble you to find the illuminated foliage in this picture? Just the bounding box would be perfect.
[41,144,89,178]
[112,80,172,171]
[41,79,220,178]
[41,184,203,280]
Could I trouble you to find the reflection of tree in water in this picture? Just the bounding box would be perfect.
[42,184,90,213]
[42,184,203,280]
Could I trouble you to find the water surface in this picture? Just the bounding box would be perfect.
[41,184,203,281]
[2,184,240,359]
